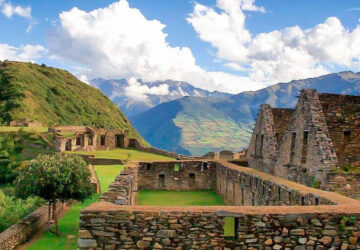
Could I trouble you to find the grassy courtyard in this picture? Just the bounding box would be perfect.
[138,190,226,206]
[67,148,174,161]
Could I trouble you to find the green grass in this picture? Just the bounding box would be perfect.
[94,165,124,193]
[223,217,235,237]
[67,148,175,161]
[138,190,226,206]
[0,126,48,133]
[27,164,123,250]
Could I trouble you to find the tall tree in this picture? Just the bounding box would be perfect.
[14,153,93,234]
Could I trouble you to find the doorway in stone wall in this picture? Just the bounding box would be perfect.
[158,174,165,188]
[65,139,72,151]
[115,134,124,148]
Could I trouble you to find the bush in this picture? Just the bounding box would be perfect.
[0,190,45,233]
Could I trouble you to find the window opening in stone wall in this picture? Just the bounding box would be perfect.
[344,131,351,145]
[275,133,280,145]
[223,217,235,237]
[174,164,179,172]
[76,137,81,146]
[146,163,151,171]
[259,134,264,157]
[189,173,195,187]
[88,136,93,145]
[301,131,309,164]
[290,132,296,164]
[315,197,319,206]
[278,187,281,199]
[202,162,208,171]
[158,174,165,188]
[301,196,305,206]
[288,193,292,205]
[65,139,72,151]
[251,193,255,206]
[255,134,258,155]
[100,135,106,146]
[241,188,245,205]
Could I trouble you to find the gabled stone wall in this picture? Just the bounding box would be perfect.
[275,89,338,186]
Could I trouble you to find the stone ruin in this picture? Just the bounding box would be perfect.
[49,126,141,152]
[247,89,360,199]
[78,160,360,249]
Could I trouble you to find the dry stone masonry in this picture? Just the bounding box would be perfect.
[77,160,360,249]
[247,89,360,199]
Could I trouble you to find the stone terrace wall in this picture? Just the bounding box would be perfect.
[137,161,216,191]
[78,203,360,249]
[325,172,360,200]
[100,166,137,205]
[215,162,333,206]
[0,202,66,250]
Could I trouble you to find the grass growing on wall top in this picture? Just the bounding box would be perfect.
[138,190,226,206]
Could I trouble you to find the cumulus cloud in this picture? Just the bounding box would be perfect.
[0,43,46,62]
[0,0,31,19]
[124,77,169,101]
[188,0,360,83]
[46,0,264,94]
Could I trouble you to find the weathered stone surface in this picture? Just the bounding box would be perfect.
[78,239,97,248]
[156,230,177,238]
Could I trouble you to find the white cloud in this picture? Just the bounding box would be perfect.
[188,0,360,84]
[124,77,170,101]
[47,0,264,94]
[0,43,46,62]
[1,0,31,19]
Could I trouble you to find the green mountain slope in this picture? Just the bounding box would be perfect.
[132,96,252,156]
[0,61,147,145]
[132,71,360,156]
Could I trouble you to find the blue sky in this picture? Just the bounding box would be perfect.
[1,0,360,93]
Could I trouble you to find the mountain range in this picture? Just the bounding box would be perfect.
[90,78,230,117]
[130,71,360,155]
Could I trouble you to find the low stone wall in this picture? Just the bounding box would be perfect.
[100,165,138,205]
[215,162,333,206]
[79,155,123,166]
[137,161,216,191]
[78,203,360,249]
[0,202,66,250]
[325,172,360,200]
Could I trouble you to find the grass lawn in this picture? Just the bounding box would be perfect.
[27,164,123,250]
[138,190,226,206]
[67,148,175,161]
[0,126,48,133]
[94,165,124,193]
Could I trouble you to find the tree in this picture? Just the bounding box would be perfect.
[14,153,93,234]
[0,134,19,184]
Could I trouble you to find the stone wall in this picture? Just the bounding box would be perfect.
[325,172,360,200]
[247,104,280,175]
[100,165,138,205]
[319,93,360,168]
[78,203,360,249]
[215,162,332,206]
[137,161,216,191]
[275,89,338,186]
[0,202,66,250]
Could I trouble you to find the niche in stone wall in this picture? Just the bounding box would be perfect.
[100,135,106,146]
[158,174,165,188]
[290,132,296,164]
[189,173,195,187]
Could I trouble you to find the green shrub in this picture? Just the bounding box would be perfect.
[0,190,45,232]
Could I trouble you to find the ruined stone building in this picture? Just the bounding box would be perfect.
[49,126,140,152]
[247,89,360,197]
